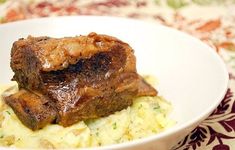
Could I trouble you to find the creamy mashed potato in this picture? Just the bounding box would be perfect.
[0,80,175,149]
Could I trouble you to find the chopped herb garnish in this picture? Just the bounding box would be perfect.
[96,132,99,136]
[6,111,11,115]
[112,122,117,130]
[138,104,143,109]
[153,105,160,110]
[0,135,4,138]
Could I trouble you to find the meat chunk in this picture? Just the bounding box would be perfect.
[4,89,57,130]
[11,33,136,90]
[137,77,157,97]
[5,32,157,130]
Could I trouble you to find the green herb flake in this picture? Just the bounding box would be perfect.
[0,135,4,138]
[138,104,143,109]
[6,111,11,115]
[153,104,161,110]
[112,122,117,130]
[96,132,99,136]
[153,104,160,110]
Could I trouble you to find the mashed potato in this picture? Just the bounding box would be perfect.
[0,80,175,149]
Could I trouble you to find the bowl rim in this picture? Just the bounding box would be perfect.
[0,16,230,150]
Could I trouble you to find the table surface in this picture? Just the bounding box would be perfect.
[0,0,235,149]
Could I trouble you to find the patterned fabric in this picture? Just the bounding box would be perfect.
[0,0,235,149]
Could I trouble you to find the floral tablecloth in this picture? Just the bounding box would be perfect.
[0,0,235,149]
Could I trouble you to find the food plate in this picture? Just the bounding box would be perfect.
[0,16,229,150]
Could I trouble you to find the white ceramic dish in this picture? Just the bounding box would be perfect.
[0,16,229,150]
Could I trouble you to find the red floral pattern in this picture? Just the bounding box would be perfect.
[174,89,235,150]
[1,0,235,149]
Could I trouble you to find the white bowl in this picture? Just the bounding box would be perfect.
[0,16,229,150]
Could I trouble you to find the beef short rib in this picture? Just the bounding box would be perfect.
[5,32,157,130]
